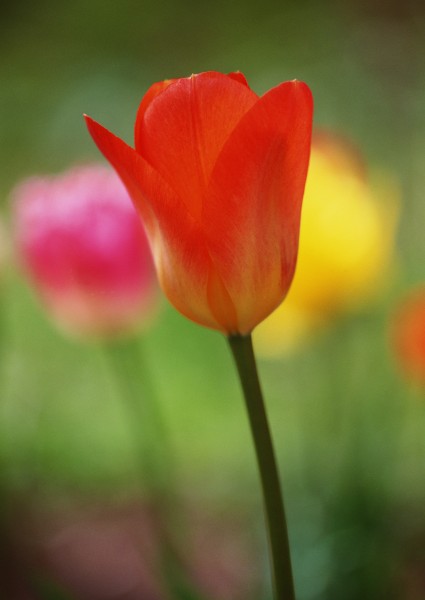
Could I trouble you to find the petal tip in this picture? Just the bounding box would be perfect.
[84,114,97,132]
[227,71,250,87]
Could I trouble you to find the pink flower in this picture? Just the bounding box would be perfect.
[12,164,158,338]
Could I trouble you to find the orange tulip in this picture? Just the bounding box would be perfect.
[392,286,425,385]
[86,71,313,335]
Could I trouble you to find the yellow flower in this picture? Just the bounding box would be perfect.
[255,132,399,356]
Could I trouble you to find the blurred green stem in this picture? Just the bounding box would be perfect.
[228,334,295,600]
[104,337,174,495]
[103,337,205,600]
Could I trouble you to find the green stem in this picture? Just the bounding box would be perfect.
[228,334,295,600]
[103,337,175,496]
[103,337,206,600]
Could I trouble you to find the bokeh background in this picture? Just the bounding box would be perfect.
[1,0,425,598]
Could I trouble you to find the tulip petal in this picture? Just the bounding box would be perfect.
[204,81,313,333]
[227,71,250,87]
[85,115,224,331]
[135,71,258,220]
[134,78,177,148]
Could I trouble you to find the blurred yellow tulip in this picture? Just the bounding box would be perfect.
[255,131,399,356]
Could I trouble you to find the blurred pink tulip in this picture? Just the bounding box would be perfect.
[18,499,260,600]
[12,165,158,338]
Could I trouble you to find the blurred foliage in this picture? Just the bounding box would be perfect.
[1,0,425,598]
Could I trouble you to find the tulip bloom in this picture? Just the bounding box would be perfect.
[85,71,313,335]
[255,131,399,355]
[392,286,425,385]
[12,165,158,338]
